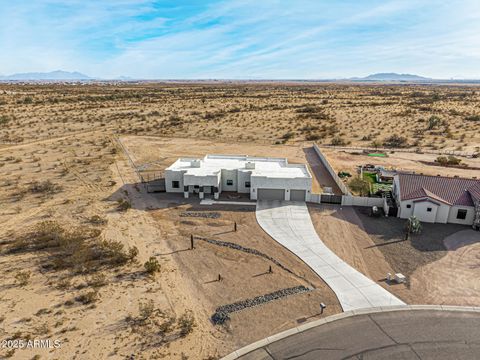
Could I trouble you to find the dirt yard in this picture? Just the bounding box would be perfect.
[309,204,480,306]
[120,135,325,193]
[0,131,340,360]
[323,147,480,179]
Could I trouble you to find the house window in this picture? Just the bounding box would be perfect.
[226,180,233,186]
[406,204,411,209]
[427,207,432,212]
[245,181,251,188]
[172,180,179,189]
[457,209,468,220]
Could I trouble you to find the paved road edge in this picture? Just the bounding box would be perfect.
[221,305,480,360]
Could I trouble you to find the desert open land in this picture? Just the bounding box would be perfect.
[1,82,480,359]
[1,82,480,152]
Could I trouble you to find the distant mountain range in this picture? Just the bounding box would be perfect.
[350,73,431,81]
[0,70,92,81]
[0,70,476,83]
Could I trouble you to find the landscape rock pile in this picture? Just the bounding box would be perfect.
[211,286,310,325]
[180,211,221,219]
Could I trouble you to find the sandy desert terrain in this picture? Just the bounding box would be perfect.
[1,82,479,152]
[1,82,479,359]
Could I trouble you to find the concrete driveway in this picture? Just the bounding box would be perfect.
[256,201,405,311]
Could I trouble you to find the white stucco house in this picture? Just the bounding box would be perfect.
[392,173,480,228]
[165,154,312,201]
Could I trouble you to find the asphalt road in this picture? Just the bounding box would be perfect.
[237,309,480,360]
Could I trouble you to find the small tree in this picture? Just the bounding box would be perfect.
[349,177,370,196]
[405,216,421,240]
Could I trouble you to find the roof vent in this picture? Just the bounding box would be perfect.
[245,161,255,169]
[190,159,201,168]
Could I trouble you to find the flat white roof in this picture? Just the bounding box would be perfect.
[166,154,311,179]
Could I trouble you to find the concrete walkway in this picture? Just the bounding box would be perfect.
[256,201,405,311]
[200,199,256,206]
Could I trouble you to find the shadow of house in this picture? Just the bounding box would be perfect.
[105,181,257,214]
[318,204,469,279]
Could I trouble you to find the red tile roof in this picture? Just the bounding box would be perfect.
[398,173,480,207]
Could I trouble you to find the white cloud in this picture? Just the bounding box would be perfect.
[1,0,480,78]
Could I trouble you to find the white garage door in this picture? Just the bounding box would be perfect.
[290,189,306,201]
[257,188,285,200]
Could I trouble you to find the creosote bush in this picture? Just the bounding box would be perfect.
[144,256,161,275]
[116,198,131,211]
[28,180,62,195]
[178,311,196,337]
[7,221,138,274]
[15,271,31,286]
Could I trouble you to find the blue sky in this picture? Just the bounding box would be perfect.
[1,0,479,79]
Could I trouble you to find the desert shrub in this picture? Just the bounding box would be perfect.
[178,312,196,337]
[76,291,98,304]
[86,272,107,288]
[299,124,319,132]
[116,199,131,211]
[426,115,441,130]
[15,271,31,286]
[8,221,137,274]
[435,155,462,166]
[465,114,480,122]
[383,134,408,148]
[127,246,139,262]
[305,133,322,141]
[23,96,33,104]
[99,240,137,266]
[144,256,161,275]
[331,136,347,146]
[138,299,156,322]
[55,278,72,290]
[296,105,319,113]
[28,180,62,195]
[0,115,10,125]
[88,215,107,225]
[167,115,184,126]
[281,131,294,140]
